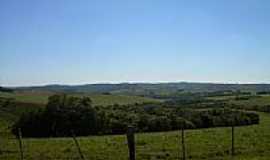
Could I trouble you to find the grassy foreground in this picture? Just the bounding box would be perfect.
[1,112,269,160]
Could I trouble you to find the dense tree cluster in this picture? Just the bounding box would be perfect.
[12,95,259,137]
[256,91,270,95]
[0,87,13,93]
[12,95,97,137]
[96,104,259,133]
[230,103,270,113]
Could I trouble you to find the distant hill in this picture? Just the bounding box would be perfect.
[0,86,13,93]
[11,82,270,96]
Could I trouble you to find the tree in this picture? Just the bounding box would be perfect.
[12,95,97,137]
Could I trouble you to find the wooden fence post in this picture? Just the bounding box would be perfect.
[127,126,135,160]
[181,124,186,160]
[0,132,1,154]
[231,120,235,156]
[17,128,24,160]
[72,132,85,160]
[0,131,1,153]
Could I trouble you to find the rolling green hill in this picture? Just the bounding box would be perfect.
[0,91,162,106]
[0,112,269,160]
[228,95,270,106]
[12,82,270,96]
[0,91,161,132]
[1,88,270,159]
[207,94,270,112]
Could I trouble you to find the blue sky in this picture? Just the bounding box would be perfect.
[1,0,270,86]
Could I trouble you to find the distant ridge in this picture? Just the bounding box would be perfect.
[11,82,270,95]
[0,86,14,93]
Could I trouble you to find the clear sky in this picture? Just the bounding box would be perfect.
[1,0,270,86]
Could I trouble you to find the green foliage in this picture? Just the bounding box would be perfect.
[0,97,42,132]
[12,94,259,137]
[0,91,161,106]
[209,95,270,113]
[0,112,269,160]
[12,95,98,137]
[0,87,13,93]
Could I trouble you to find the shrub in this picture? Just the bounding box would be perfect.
[12,95,97,137]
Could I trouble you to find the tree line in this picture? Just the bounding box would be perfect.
[12,95,259,137]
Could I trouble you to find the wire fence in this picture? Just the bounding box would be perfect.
[0,125,240,160]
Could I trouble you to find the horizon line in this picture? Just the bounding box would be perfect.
[2,80,270,88]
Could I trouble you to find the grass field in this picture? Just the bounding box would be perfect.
[228,96,270,107]
[208,95,270,106]
[1,112,269,160]
[0,91,162,106]
[1,92,269,159]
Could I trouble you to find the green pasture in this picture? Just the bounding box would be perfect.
[1,112,269,160]
[0,91,161,106]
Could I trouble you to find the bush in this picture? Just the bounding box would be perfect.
[12,95,97,137]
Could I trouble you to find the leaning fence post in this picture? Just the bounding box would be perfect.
[231,118,235,156]
[181,122,186,160]
[0,132,1,154]
[72,132,85,160]
[17,128,24,160]
[126,126,135,160]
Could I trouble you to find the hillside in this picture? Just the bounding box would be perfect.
[12,82,270,96]
[0,91,161,132]
[1,112,269,160]
[0,91,161,106]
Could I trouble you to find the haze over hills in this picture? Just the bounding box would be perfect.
[5,82,270,95]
